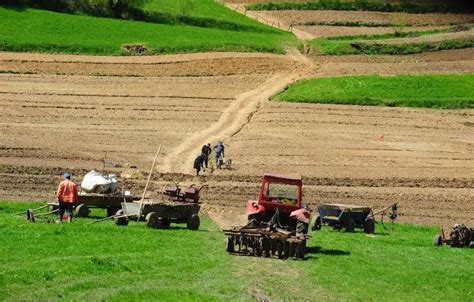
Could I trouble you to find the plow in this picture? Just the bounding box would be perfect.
[224,173,311,259]
[224,220,309,259]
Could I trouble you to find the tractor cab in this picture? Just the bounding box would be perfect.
[246,173,309,226]
[259,173,302,214]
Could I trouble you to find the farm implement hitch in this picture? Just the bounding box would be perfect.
[20,203,59,223]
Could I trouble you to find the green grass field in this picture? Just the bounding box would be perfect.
[0,5,294,55]
[143,0,274,32]
[310,27,474,55]
[273,74,474,109]
[1,202,473,301]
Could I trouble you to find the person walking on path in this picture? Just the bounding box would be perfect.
[56,172,78,222]
[194,153,206,176]
[201,143,212,169]
[214,140,225,169]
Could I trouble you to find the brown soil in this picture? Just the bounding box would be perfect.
[1,12,473,228]
[368,28,474,44]
[254,10,474,27]
[0,52,303,77]
[294,25,449,39]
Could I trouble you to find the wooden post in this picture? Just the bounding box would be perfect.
[137,145,161,221]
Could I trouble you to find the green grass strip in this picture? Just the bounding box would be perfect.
[246,0,473,14]
[273,74,474,109]
[1,201,474,300]
[0,6,295,55]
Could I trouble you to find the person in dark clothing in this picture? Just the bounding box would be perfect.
[201,143,211,168]
[194,153,205,176]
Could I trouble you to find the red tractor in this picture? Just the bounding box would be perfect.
[224,173,311,259]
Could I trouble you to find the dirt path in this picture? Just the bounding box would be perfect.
[159,49,312,174]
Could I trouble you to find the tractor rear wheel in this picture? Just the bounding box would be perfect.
[345,219,355,232]
[75,204,89,218]
[297,221,309,235]
[187,214,200,230]
[114,209,129,226]
[363,219,375,234]
[433,235,442,246]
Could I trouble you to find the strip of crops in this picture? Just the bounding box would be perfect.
[273,74,474,109]
[245,1,474,14]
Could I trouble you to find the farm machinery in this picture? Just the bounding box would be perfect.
[312,202,398,233]
[224,173,311,259]
[112,183,206,230]
[433,224,474,248]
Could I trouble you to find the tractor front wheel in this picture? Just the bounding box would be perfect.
[187,214,200,230]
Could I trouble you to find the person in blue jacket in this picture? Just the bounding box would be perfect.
[214,141,225,169]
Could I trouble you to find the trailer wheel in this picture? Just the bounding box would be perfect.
[364,219,375,234]
[345,219,355,232]
[114,209,129,226]
[107,207,118,217]
[159,218,171,228]
[226,236,235,253]
[312,216,322,231]
[145,212,159,228]
[186,214,200,230]
[75,204,89,218]
[433,235,442,246]
[49,204,59,212]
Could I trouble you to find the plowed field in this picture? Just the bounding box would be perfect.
[1,41,473,228]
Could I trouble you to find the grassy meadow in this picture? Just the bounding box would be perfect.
[0,4,295,55]
[273,74,474,109]
[1,202,473,301]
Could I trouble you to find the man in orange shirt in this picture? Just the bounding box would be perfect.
[56,172,78,222]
